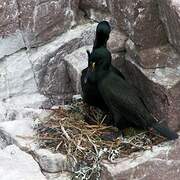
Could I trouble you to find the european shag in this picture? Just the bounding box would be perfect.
[81,21,125,111]
[89,46,178,140]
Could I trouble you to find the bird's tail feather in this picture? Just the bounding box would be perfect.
[152,123,178,140]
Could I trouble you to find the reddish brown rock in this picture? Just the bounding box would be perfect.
[32,23,97,105]
[18,0,79,47]
[79,0,108,11]
[0,0,19,37]
[108,0,133,32]
[123,44,180,131]
[107,30,127,53]
[101,138,180,180]
[126,39,180,69]
[79,0,111,21]
[107,30,127,73]
[109,0,167,49]
[0,0,79,58]
[158,0,180,54]
[0,0,26,58]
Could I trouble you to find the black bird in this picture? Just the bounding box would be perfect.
[81,21,125,111]
[89,46,178,140]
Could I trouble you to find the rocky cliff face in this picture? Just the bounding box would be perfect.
[0,0,180,179]
[0,0,79,57]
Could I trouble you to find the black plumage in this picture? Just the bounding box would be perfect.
[89,46,178,140]
[81,21,178,140]
[81,21,125,111]
[81,67,108,111]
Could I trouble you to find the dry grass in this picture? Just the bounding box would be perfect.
[35,101,165,180]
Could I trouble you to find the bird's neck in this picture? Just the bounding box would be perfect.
[93,38,107,50]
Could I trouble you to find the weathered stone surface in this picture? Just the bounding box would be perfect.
[126,39,180,68]
[79,0,108,11]
[65,46,91,94]
[0,0,19,37]
[79,0,112,22]
[34,149,69,173]
[0,23,96,106]
[0,24,99,180]
[109,0,167,49]
[0,0,80,59]
[0,145,46,180]
[44,172,72,180]
[0,50,42,101]
[124,51,180,131]
[18,0,79,47]
[125,39,180,131]
[107,30,127,53]
[101,138,180,180]
[30,23,96,105]
[0,0,25,59]
[158,0,180,54]
[0,101,48,149]
[107,29,127,73]
[107,0,127,32]
[0,129,14,149]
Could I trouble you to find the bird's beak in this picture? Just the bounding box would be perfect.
[92,62,95,70]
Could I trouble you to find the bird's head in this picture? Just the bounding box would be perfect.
[93,21,111,49]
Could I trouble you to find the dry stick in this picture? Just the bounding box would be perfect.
[100,114,107,125]
[123,135,151,150]
[16,135,35,139]
[36,102,166,178]
[60,124,85,151]
[56,141,63,151]
[60,125,71,141]
[37,137,62,140]
[86,135,99,155]
[75,134,83,153]
[71,104,97,124]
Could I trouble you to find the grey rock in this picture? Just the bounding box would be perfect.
[64,46,92,94]
[0,23,97,106]
[158,0,180,54]
[0,0,80,58]
[107,29,127,73]
[125,39,180,131]
[101,138,180,180]
[72,94,83,102]
[32,23,96,105]
[0,145,46,180]
[79,0,108,11]
[109,0,167,49]
[126,39,180,69]
[0,101,48,149]
[0,129,14,149]
[0,1,24,58]
[18,0,79,47]
[106,0,125,31]
[44,172,72,180]
[124,53,180,131]
[107,30,127,53]
[0,0,19,37]
[79,0,111,21]
[34,149,68,173]
[0,50,44,103]
[0,30,25,59]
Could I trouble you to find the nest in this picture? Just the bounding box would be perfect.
[35,101,165,180]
